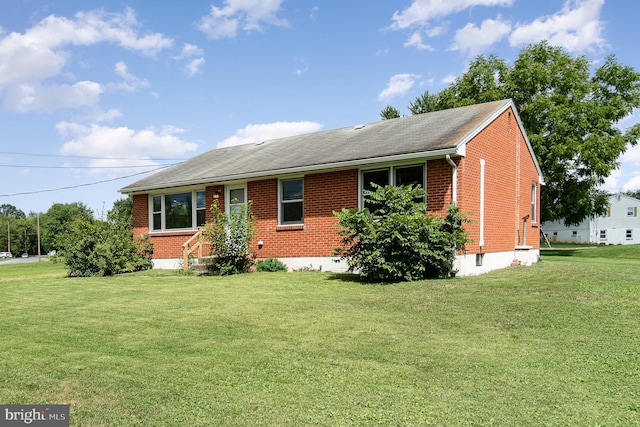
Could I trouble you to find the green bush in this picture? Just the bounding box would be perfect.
[202,199,257,275]
[60,216,152,277]
[256,257,288,272]
[334,184,471,282]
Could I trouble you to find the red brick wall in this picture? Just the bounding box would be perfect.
[132,193,149,239]
[426,158,454,215]
[250,169,359,258]
[458,107,541,253]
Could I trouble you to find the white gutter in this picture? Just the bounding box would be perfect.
[122,147,464,194]
[445,154,458,204]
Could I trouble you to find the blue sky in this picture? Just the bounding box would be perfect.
[1,0,639,215]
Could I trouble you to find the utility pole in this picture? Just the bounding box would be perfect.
[7,221,10,254]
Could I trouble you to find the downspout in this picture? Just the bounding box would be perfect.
[446,154,459,277]
[445,155,457,205]
[479,159,485,248]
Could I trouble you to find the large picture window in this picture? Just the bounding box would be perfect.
[361,164,425,210]
[280,178,304,225]
[150,190,206,231]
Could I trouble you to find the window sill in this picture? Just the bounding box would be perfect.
[149,229,200,237]
[276,224,304,232]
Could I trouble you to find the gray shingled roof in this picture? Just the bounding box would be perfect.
[121,99,515,193]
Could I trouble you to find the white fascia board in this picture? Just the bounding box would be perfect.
[120,147,463,195]
[453,99,545,185]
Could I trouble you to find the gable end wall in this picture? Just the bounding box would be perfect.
[458,106,540,254]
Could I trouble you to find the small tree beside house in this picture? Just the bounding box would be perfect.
[202,198,257,275]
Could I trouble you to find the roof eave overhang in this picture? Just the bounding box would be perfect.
[453,99,545,186]
[120,146,464,195]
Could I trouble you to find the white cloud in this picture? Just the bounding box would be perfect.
[112,61,151,92]
[427,25,447,37]
[602,169,622,192]
[293,67,308,76]
[442,73,457,84]
[292,56,308,76]
[622,174,640,192]
[451,17,511,57]
[175,43,205,77]
[378,74,420,102]
[217,121,323,148]
[622,143,640,166]
[4,81,103,113]
[57,122,197,168]
[178,43,204,58]
[509,0,605,52]
[184,58,206,77]
[197,0,288,40]
[0,7,172,112]
[391,0,514,30]
[404,32,435,51]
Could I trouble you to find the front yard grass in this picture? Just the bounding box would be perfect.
[0,250,639,426]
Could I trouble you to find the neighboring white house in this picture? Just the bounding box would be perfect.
[542,194,640,245]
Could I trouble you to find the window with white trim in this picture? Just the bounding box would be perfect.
[599,229,607,240]
[196,191,206,226]
[360,163,425,210]
[627,207,638,217]
[150,190,206,231]
[531,182,537,223]
[227,187,246,216]
[626,229,633,240]
[280,178,304,225]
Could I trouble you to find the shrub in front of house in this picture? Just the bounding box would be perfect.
[256,257,288,272]
[203,199,257,275]
[334,184,471,282]
[60,216,153,277]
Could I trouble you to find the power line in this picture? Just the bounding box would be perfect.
[0,150,187,161]
[0,163,176,169]
[0,166,171,197]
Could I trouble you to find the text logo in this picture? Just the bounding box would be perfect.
[1,405,69,427]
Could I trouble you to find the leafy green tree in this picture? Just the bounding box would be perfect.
[108,197,133,227]
[0,204,26,219]
[380,105,401,120]
[408,42,640,226]
[202,198,257,275]
[334,184,470,282]
[13,215,39,255]
[408,90,440,115]
[41,202,94,252]
[625,189,640,200]
[0,204,26,254]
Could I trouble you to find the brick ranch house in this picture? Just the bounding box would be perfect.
[120,99,544,276]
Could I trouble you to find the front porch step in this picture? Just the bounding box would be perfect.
[192,263,209,275]
[191,256,216,275]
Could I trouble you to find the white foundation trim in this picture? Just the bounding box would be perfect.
[151,249,540,277]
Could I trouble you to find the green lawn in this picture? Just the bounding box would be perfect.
[1,251,639,426]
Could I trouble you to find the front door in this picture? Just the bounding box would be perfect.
[226,185,246,216]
